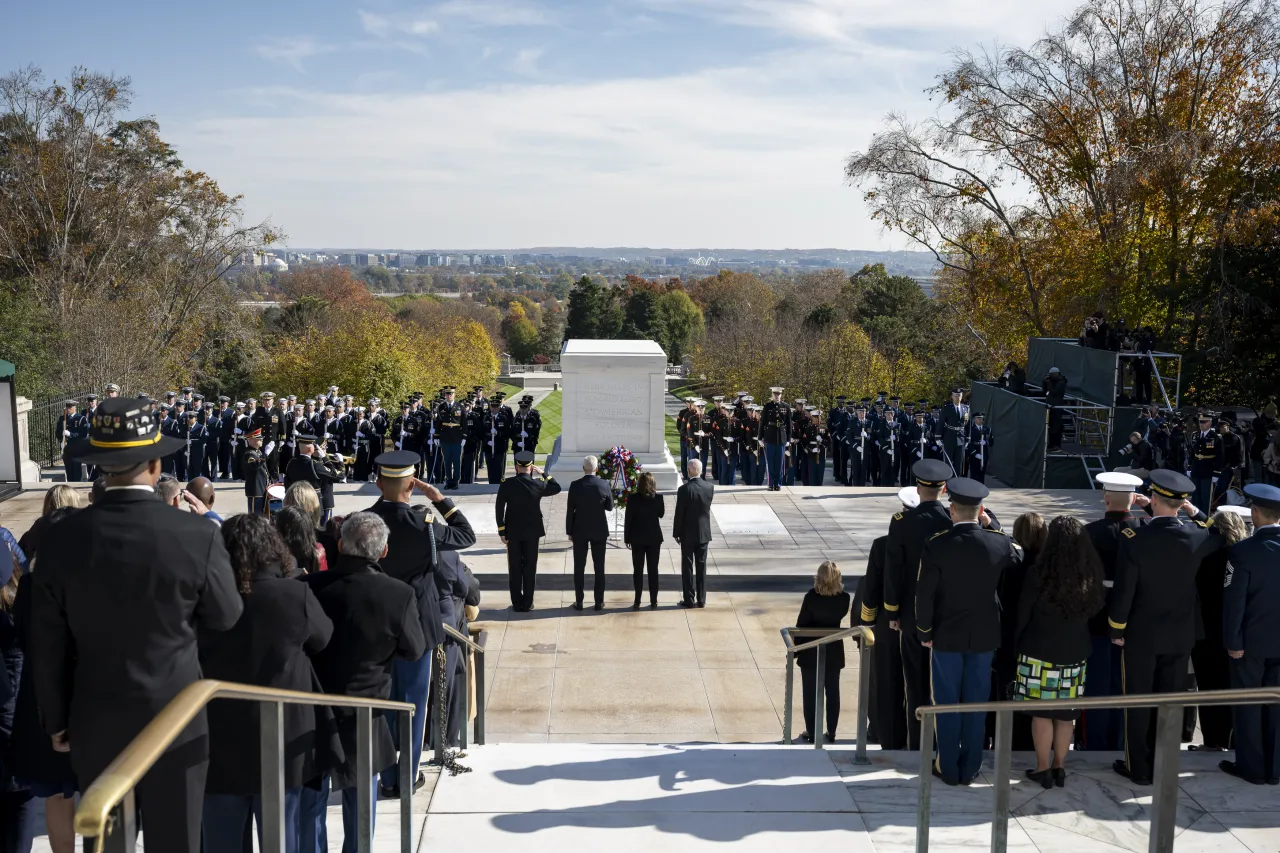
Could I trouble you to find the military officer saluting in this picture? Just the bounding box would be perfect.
[916,477,1023,786]
[1221,482,1280,785]
[1109,469,1222,785]
[495,450,563,611]
[241,427,270,515]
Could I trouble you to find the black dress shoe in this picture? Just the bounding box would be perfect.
[1025,768,1053,789]
[1267,778,1278,785]
[1113,759,1151,785]
[649,601,658,609]
[572,601,583,611]
[632,601,641,610]
[1220,760,1266,785]
[1052,768,1066,788]
[824,732,836,744]
[378,783,399,799]
[677,600,694,608]
[798,731,814,743]
[593,602,604,611]
[931,766,959,787]
[696,602,706,608]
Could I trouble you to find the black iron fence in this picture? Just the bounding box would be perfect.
[26,391,96,470]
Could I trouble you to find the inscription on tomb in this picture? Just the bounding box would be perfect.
[577,378,650,450]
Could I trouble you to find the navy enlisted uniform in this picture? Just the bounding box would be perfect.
[916,477,1023,786]
[1109,469,1224,785]
[1221,483,1280,785]
[761,388,790,491]
[1080,471,1146,750]
[495,450,563,611]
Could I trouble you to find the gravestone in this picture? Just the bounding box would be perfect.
[545,339,681,490]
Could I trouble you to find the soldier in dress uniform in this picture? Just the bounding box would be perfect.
[353,406,376,482]
[435,387,465,490]
[278,397,297,473]
[57,400,88,482]
[1217,416,1246,496]
[483,398,512,484]
[740,403,763,486]
[676,397,698,478]
[191,393,205,422]
[201,402,221,479]
[874,403,899,487]
[364,449,476,797]
[1109,469,1222,785]
[284,435,345,524]
[241,428,269,515]
[940,388,967,475]
[496,450,563,611]
[965,412,992,484]
[680,399,705,478]
[828,396,850,486]
[897,400,917,485]
[462,398,483,485]
[184,411,207,483]
[251,391,284,480]
[325,385,340,409]
[761,387,790,491]
[847,404,872,487]
[805,408,827,486]
[905,409,931,472]
[916,477,1024,786]
[1221,482,1280,785]
[1189,413,1223,511]
[1079,471,1146,750]
[368,398,388,465]
[785,398,807,486]
[178,386,196,412]
[715,402,743,486]
[858,486,919,749]
[510,395,538,459]
[227,401,246,479]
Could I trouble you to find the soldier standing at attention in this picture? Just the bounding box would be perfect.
[1221,482,1280,785]
[761,387,790,491]
[940,388,967,475]
[1109,469,1219,785]
[847,404,872,487]
[251,391,284,481]
[483,398,512,484]
[495,450,562,611]
[966,412,992,484]
[916,477,1023,786]
[1189,413,1223,518]
[828,396,849,486]
[241,427,270,515]
[676,396,698,479]
[436,386,466,490]
[57,400,88,482]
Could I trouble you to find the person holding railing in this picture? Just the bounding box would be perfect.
[199,514,334,853]
[1013,516,1106,788]
[795,561,852,744]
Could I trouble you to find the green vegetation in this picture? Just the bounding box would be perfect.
[665,414,681,458]
[534,390,562,457]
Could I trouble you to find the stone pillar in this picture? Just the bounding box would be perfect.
[15,396,41,487]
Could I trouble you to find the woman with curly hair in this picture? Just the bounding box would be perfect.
[1014,515,1107,788]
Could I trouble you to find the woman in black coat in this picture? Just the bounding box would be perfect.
[1190,510,1248,750]
[623,473,664,609]
[199,514,334,853]
[795,561,852,743]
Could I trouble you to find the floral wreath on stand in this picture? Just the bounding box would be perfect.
[598,445,643,508]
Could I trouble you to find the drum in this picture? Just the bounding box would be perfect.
[266,483,286,516]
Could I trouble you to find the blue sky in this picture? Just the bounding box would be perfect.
[4,0,1080,249]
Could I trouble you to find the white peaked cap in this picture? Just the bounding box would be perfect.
[897,486,921,509]
[1096,472,1143,492]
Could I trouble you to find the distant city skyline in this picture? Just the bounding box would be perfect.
[7,0,1081,248]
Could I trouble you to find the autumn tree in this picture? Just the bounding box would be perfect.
[564,276,623,340]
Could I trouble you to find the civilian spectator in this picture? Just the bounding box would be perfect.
[302,512,426,853]
[623,472,664,609]
[1015,516,1106,788]
[276,506,326,574]
[1189,509,1248,752]
[18,486,86,559]
[795,561,851,744]
[566,455,613,611]
[184,477,222,524]
[674,459,714,608]
[156,475,182,507]
[199,514,333,853]
[284,482,337,566]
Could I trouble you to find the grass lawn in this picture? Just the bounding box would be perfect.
[496,382,523,399]
[665,414,681,458]
[531,390,562,461]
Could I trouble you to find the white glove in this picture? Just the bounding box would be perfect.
[357,432,365,439]
[1212,477,1219,484]
[63,430,70,437]
[265,441,276,456]
[234,428,243,435]
[395,441,402,449]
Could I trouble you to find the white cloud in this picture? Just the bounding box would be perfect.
[358,8,440,38]
[254,36,335,72]
[511,47,544,75]
[435,0,550,27]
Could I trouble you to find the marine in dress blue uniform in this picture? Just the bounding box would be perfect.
[1221,483,1280,785]
[761,388,790,491]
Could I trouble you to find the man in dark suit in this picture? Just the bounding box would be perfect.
[302,512,426,853]
[567,455,614,610]
[31,398,243,853]
[365,450,475,799]
[495,450,562,611]
[674,458,714,607]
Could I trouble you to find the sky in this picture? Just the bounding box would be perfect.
[4,0,1081,250]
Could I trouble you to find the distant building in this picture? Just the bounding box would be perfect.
[394,254,417,269]
[354,253,377,267]
[338,253,356,265]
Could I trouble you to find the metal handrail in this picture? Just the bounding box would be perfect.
[440,623,489,750]
[913,687,1280,853]
[76,679,415,853]
[779,626,874,764]
[442,622,482,652]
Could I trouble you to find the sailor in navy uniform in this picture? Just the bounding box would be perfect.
[916,477,1023,785]
[1221,483,1280,785]
[1109,469,1223,785]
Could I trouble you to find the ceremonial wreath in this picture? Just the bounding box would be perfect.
[598,445,643,508]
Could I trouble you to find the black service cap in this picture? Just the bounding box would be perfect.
[1149,469,1194,500]
[514,450,535,465]
[946,477,989,505]
[913,459,951,488]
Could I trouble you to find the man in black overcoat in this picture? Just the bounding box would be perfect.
[364,450,475,798]
[567,455,614,610]
[31,397,243,853]
[495,450,562,611]
[674,459,714,607]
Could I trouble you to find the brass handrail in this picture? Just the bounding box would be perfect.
[913,686,1280,853]
[779,626,874,763]
[75,679,414,850]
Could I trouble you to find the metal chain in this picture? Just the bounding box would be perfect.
[435,644,471,777]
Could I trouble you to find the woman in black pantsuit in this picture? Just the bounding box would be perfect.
[624,473,664,609]
[796,561,852,743]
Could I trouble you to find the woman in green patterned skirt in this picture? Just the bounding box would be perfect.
[1014,516,1107,788]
